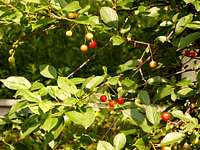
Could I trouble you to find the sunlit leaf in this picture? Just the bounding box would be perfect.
[39,64,57,79]
[0,76,31,90]
[97,141,114,150]
[154,85,172,101]
[135,138,150,150]
[145,105,160,125]
[110,35,125,46]
[175,14,193,34]
[41,116,59,132]
[160,132,185,146]
[100,7,118,27]
[113,133,126,150]
[66,108,95,129]
[86,76,105,90]
[62,1,81,12]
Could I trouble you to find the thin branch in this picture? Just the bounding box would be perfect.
[165,68,200,78]
[101,118,118,140]
[139,68,147,83]
[67,54,96,78]
[67,43,110,78]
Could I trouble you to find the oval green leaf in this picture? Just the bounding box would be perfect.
[97,141,114,150]
[39,64,57,79]
[100,7,118,27]
[113,133,126,150]
[160,132,185,146]
[0,76,31,90]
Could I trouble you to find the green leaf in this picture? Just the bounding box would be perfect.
[121,129,137,135]
[156,36,168,43]
[113,133,126,150]
[39,64,57,79]
[66,108,95,129]
[97,141,114,150]
[78,5,91,14]
[50,0,66,10]
[139,118,153,133]
[110,35,125,46]
[160,132,185,146]
[121,78,136,88]
[138,90,150,105]
[70,16,99,25]
[176,79,193,86]
[100,7,118,27]
[0,76,31,90]
[107,76,119,86]
[39,101,53,113]
[57,77,78,95]
[41,117,59,132]
[171,110,197,123]
[117,0,135,7]
[70,78,86,85]
[15,89,41,102]
[30,81,44,91]
[117,59,138,73]
[85,76,105,90]
[135,138,150,150]
[0,118,6,125]
[171,88,177,101]
[184,0,200,11]
[21,123,40,139]
[175,14,193,34]
[62,1,81,12]
[51,118,65,139]
[122,109,144,124]
[8,101,28,116]
[178,32,200,49]
[120,25,131,34]
[48,86,71,100]
[32,18,56,31]
[160,21,173,27]
[154,85,172,101]
[28,105,40,114]
[177,87,193,97]
[147,76,168,85]
[145,105,160,125]
[186,21,200,29]
[26,0,41,4]
[64,97,78,106]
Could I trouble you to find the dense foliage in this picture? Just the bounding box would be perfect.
[0,0,200,149]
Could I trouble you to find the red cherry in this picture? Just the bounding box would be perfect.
[109,100,115,107]
[117,97,125,105]
[89,40,97,49]
[183,50,190,57]
[161,112,171,122]
[184,50,197,58]
[100,95,107,102]
[189,51,197,58]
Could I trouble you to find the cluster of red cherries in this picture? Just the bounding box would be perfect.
[100,95,125,108]
[183,50,198,58]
